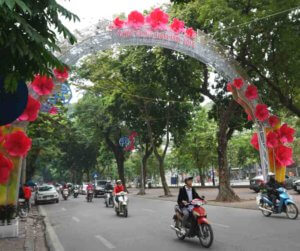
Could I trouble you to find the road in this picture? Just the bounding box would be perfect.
[40,194,300,251]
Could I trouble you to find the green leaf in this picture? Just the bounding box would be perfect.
[15,0,31,14]
[4,0,15,10]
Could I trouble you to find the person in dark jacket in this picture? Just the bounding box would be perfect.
[266,173,280,209]
[177,177,203,234]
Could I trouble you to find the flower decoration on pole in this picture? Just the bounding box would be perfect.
[268,115,280,128]
[0,154,13,185]
[170,18,185,33]
[54,67,69,82]
[18,95,41,122]
[186,28,196,39]
[146,8,169,30]
[3,130,32,157]
[233,78,244,89]
[49,106,58,115]
[275,145,294,166]
[266,131,279,148]
[245,85,258,100]
[255,104,269,122]
[250,133,259,150]
[278,124,295,144]
[127,11,145,29]
[31,74,54,96]
[113,17,125,29]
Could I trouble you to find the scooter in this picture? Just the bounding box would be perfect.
[62,188,69,201]
[171,198,214,248]
[86,190,93,202]
[105,190,114,208]
[257,187,299,219]
[73,188,79,198]
[114,191,128,217]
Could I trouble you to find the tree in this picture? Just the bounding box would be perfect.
[0,0,79,91]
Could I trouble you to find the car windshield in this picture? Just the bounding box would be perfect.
[39,186,53,192]
[97,181,107,186]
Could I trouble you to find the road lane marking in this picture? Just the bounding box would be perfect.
[95,235,116,249]
[72,216,80,223]
[61,207,66,211]
[211,222,230,228]
[142,208,156,213]
[39,206,65,251]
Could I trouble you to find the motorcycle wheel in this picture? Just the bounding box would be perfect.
[260,203,272,217]
[175,219,185,240]
[199,223,213,248]
[286,203,298,219]
[123,206,128,218]
[105,201,108,207]
[18,208,28,218]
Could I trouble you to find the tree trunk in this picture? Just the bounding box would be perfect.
[157,154,171,196]
[138,145,152,195]
[200,174,205,187]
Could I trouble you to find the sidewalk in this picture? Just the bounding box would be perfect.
[129,187,300,210]
[0,205,48,251]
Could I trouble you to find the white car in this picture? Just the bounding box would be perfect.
[80,183,88,195]
[35,185,59,205]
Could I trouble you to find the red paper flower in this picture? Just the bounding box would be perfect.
[266,131,279,148]
[251,133,259,150]
[112,17,125,29]
[245,85,258,100]
[54,67,69,82]
[127,11,145,29]
[49,106,58,115]
[18,95,41,122]
[0,127,4,143]
[233,78,244,89]
[146,8,169,30]
[31,75,54,96]
[268,115,280,128]
[255,104,269,121]
[0,154,14,185]
[4,131,32,157]
[278,124,295,144]
[275,145,294,166]
[185,27,196,38]
[170,18,185,33]
[226,83,233,92]
[245,110,253,121]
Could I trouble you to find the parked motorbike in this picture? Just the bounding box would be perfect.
[17,198,28,218]
[114,191,128,217]
[171,198,214,248]
[62,188,69,201]
[86,190,93,202]
[105,190,114,208]
[73,188,79,198]
[257,187,298,219]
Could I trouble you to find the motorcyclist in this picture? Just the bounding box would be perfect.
[113,180,124,203]
[177,177,203,234]
[105,181,114,192]
[265,172,280,210]
[23,184,32,211]
[87,183,94,192]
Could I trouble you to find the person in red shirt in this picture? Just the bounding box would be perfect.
[113,180,124,204]
[23,184,32,211]
[87,183,94,191]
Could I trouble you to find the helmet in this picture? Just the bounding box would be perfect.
[184,176,193,184]
[116,180,122,185]
[268,172,275,176]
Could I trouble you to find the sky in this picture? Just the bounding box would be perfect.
[57,0,170,103]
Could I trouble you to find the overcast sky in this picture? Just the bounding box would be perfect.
[58,0,170,31]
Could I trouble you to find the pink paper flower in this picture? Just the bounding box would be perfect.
[146,8,169,30]
[127,11,145,29]
[170,18,185,33]
[268,115,280,128]
[0,154,14,185]
[278,124,295,144]
[54,67,69,82]
[185,27,196,38]
[31,75,54,96]
[18,95,41,122]
[251,133,259,150]
[112,17,125,29]
[4,130,32,157]
[255,104,269,121]
[275,145,294,166]
[266,131,279,148]
[233,78,244,89]
[226,83,233,92]
[245,85,258,100]
[49,106,58,115]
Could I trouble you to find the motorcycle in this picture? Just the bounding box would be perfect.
[17,198,28,218]
[114,191,128,217]
[257,187,298,219]
[171,198,214,248]
[62,188,69,200]
[73,188,79,198]
[86,189,93,202]
[105,190,114,208]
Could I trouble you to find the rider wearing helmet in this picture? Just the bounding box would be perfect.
[177,177,203,234]
[266,172,280,209]
[113,180,125,203]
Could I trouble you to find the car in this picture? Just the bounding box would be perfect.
[80,182,88,195]
[293,179,300,193]
[284,176,300,190]
[250,175,264,193]
[35,185,59,205]
[94,180,108,197]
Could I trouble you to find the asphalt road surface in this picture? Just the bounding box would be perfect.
[40,194,300,251]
